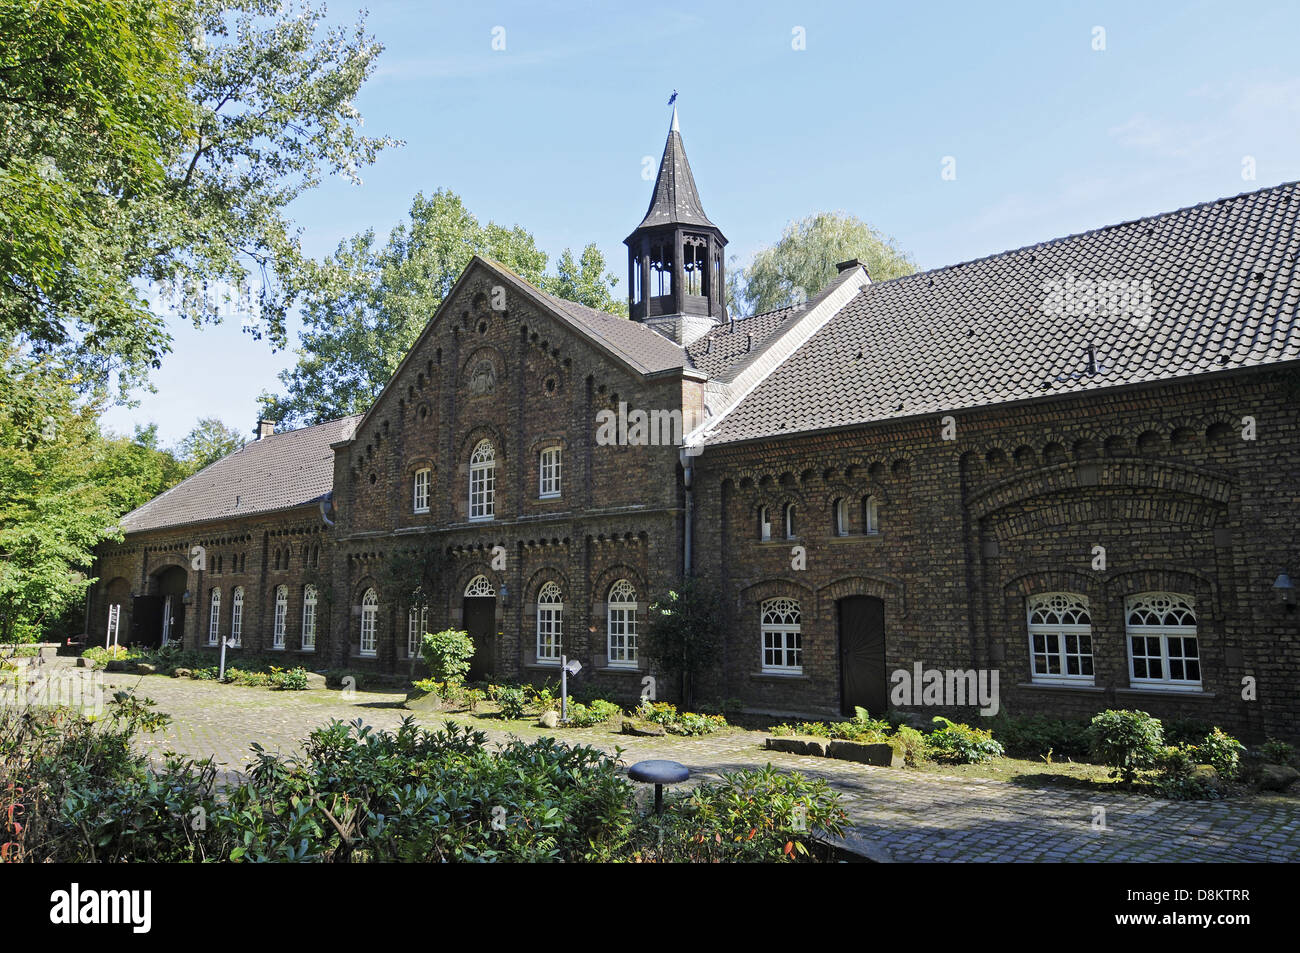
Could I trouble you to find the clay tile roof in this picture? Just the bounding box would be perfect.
[117,415,362,535]
[706,181,1300,445]
[533,288,688,375]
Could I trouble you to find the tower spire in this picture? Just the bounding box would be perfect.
[624,105,728,345]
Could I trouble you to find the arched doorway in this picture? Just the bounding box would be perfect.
[134,566,187,648]
[462,575,496,681]
[837,595,887,715]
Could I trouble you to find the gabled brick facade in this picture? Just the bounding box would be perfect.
[89,118,1300,740]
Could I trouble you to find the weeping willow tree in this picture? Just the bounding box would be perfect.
[729,211,917,316]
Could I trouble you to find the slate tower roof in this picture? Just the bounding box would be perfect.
[629,107,720,237]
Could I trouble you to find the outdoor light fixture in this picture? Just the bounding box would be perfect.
[182,590,192,605]
[1273,573,1295,611]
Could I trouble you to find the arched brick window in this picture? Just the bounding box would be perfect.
[536,581,563,663]
[272,585,288,649]
[360,588,378,657]
[1026,593,1093,684]
[760,598,802,674]
[1126,592,1200,689]
[207,588,221,646]
[301,585,317,650]
[607,579,638,667]
[469,440,496,520]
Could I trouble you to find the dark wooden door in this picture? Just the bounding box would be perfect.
[131,596,164,648]
[463,597,496,681]
[838,596,886,715]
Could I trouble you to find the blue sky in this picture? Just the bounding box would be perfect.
[104,0,1300,444]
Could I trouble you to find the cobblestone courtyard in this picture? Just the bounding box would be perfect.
[101,671,1300,863]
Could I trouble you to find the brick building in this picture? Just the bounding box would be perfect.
[90,111,1300,739]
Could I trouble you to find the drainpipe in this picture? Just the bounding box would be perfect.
[680,451,694,575]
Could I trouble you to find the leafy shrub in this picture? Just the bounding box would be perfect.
[1151,744,1218,799]
[1162,718,1215,747]
[989,713,1091,760]
[221,667,272,687]
[324,670,368,690]
[80,645,135,669]
[636,700,726,736]
[270,667,310,692]
[192,667,218,681]
[890,726,930,766]
[926,716,1004,764]
[420,629,475,685]
[496,686,529,720]
[638,765,847,862]
[1196,727,1244,781]
[565,699,622,728]
[1086,709,1164,783]
[1259,738,1295,766]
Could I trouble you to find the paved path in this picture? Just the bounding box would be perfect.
[99,670,1300,862]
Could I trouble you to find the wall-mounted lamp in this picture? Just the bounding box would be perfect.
[1273,573,1295,612]
[182,590,193,605]
[500,584,510,607]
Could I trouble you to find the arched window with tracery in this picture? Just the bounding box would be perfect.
[1126,592,1200,689]
[761,598,802,674]
[536,581,563,663]
[469,440,495,520]
[607,579,638,667]
[1026,593,1093,684]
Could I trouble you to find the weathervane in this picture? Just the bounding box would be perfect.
[668,89,677,106]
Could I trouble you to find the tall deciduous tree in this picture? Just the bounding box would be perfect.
[729,211,917,316]
[0,347,119,641]
[0,0,398,398]
[261,190,622,427]
[175,416,245,472]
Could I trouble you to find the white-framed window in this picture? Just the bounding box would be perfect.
[1026,592,1093,684]
[761,597,802,674]
[207,588,221,646]
[360,588,378,657]
[863,495,879,534]
[230,587,244,647]
[539,447,562,498]
[833,498,849,536]
[413,468,431,513]
[1126,592,1200,690]
[408,599,428,659]
[301,585,317,650]
[536,581,563,663]
[272,585,288,649]
[759,506,771,541]
[607,579,638,667]
[469,439,495,520]
[783,503,796,540]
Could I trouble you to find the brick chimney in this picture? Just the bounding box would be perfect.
[255,418,276,440]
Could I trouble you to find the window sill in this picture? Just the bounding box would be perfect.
[1017,681,1104,694]
[597,664,643,675]
[353,653,377,660]
[827,533,883,542]
[1117,686,1214,699]
[539,494,561,501]
[413,508,430,515]
[524,661,562,672]
[300,647,315,653]
[752,670,809,682]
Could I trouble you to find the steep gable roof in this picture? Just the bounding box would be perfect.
[704,181,1300,445]
[118,415,361,535]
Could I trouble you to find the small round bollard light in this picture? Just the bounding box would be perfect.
[628,759,690,814]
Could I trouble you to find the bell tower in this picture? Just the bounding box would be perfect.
[625,107,727,345]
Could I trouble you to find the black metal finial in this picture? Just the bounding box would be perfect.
[668,90,677,106]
